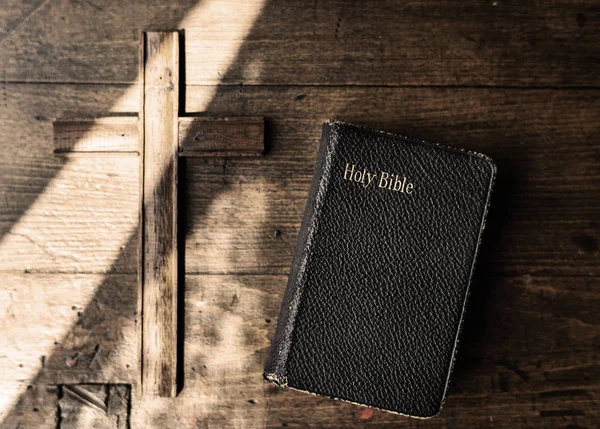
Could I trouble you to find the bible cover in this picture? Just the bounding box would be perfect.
[264,121,496,418]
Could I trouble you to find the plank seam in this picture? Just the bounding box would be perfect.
[3,81,600,90]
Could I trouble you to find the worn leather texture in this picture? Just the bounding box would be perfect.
[264,121,496,418]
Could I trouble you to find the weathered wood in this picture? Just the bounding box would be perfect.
[0,154,139,274]
[52,116,264,156]
[46,35,262,400]
[0,0,51,43]
[0,383,59,429]
[0,273,137,387]
[178,117,264,157]
[8,27,264,410]
[1,272,596,428]
[140,32,179,398]
[1,0,599,87]
[58,385,130,429]
[53,118,139,155]
[0,82,137,251]
[181,274,600,375]
[130,384,598,429]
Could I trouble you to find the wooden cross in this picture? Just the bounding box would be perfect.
[52,31,264,397]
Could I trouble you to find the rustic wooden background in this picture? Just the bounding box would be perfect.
[1,0,599,428]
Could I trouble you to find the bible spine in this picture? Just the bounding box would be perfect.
[263,123,335,385]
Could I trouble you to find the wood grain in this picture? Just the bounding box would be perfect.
[0,82,137,250]
[136,29,146,402]
[140,32,179,398]
[0,154,139,274]
[52,116,264,156]
[53,117,139,155]
[0,273,136,386]
[0,0,598,87]
[183,158,600,277]
[0,383,59,429]
[179,117,264,157]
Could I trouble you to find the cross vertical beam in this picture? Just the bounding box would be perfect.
[140,32,179,397]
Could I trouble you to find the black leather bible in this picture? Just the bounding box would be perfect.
[264,121,496,418]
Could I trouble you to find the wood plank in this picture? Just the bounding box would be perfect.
[1,274,597,427]
[53,117,139,155]
[0,383,59,429]
[0,271,136,426]
[1,0,599,87]
[136,29,146,401]
[178,117,264,157]
[0,0,49,42]
[183,0,600,87]
[52,116,264,156]
[1,0,597,426]
[0,273,137,386]
[140,32,179,397]
[0,154,139,274]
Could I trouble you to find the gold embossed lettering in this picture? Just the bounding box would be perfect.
[344,162,414,195]
[344,163,355,181]
[393,175,407,192]
[366,172,376,188]
[378,172,389,188]
[353,169,363,183]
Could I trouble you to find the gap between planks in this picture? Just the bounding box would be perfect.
[5,80,600,90]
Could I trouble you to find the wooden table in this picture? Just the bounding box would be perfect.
[0,0,598,427]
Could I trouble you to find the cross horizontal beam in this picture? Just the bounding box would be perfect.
[54,116,264,157]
